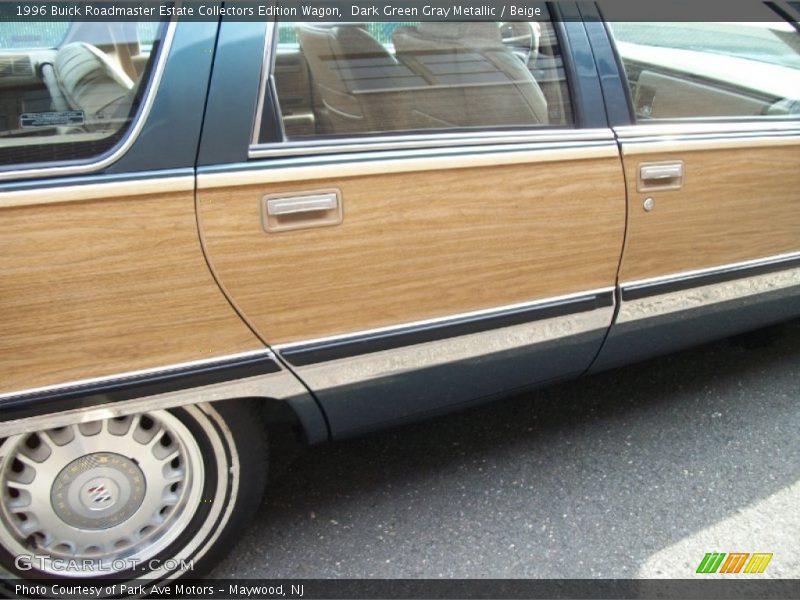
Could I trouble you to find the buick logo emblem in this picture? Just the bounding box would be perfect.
[82,481,116,510]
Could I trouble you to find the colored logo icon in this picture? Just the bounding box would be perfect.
[696,553,773,574]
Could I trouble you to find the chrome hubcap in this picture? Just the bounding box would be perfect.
[52,452,145,530]
[0,411,204,576]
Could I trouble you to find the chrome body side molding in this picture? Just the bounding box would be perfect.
[591,252,800,373]
[279,289,615,366]
[618,252,800,321]
[279,290,616,439]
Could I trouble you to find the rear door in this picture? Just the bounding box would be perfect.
[0,19,265,395]
[197,9,627,438]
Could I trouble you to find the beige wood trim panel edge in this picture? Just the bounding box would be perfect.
[614,121,800,138]
[620,134,800,155]
[0,176,195,208]
[198,144,619,189]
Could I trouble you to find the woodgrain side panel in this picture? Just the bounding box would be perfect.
[0,189,263,394]
[198,156,627,344]
[619,143,800,282]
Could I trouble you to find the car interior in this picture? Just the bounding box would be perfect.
[611,22,800,120]
[272,21,574,140]
[620,52,800,119]
[0,22,159,150]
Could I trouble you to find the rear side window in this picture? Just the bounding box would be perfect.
[609,21,800,120]
[0,21,167,169]
[262,15,573,142]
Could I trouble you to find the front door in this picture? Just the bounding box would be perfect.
[594,16,800,371]
[596,17,800,369]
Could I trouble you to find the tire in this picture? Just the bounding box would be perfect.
[0,400,267,583]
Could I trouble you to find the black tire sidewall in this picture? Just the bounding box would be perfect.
[0,400,268,584]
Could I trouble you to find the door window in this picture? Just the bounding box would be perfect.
[262,15,573,141]
[0,21,167,168]
[608,21,800,120]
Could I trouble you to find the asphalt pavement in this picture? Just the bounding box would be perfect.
[211,319,800,579]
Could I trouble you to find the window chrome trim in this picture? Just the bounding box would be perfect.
[0,20,178,183]
[251,21,280,146]
[250,20,590,158]
[202,138,619,189]
[615,120,800,142]
[249,128,615,159]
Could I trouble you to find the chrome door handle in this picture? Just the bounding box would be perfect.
[262,190,343,233]
[640,163,683,181]
[638,161,684,191]
[266,193,338,216]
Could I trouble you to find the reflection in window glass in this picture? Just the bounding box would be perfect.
[267,16,573,141]
[278,22,418,46]
[0,22,69,49]
[610,22,800,120]
[137,22,160,50]
[0,21,165,167]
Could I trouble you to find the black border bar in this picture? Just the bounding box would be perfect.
[1,1,797,22]
[3,578,799,599]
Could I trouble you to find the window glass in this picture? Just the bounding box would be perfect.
[0,22,69,50]
[0,21,166,168]
[264,14,573,142]
[137,22,160,51]
[609,21,800,120]
[277,22,418,47]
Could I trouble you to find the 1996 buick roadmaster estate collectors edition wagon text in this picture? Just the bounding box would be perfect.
[0,2,799,583]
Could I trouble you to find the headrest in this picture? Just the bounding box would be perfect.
[54,42,133,118]
[296,23,369,34]
[415,22,502,44]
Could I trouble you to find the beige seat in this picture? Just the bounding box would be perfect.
[392,22,549,128]
[54,42,134,128]
[295,24,427,134]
